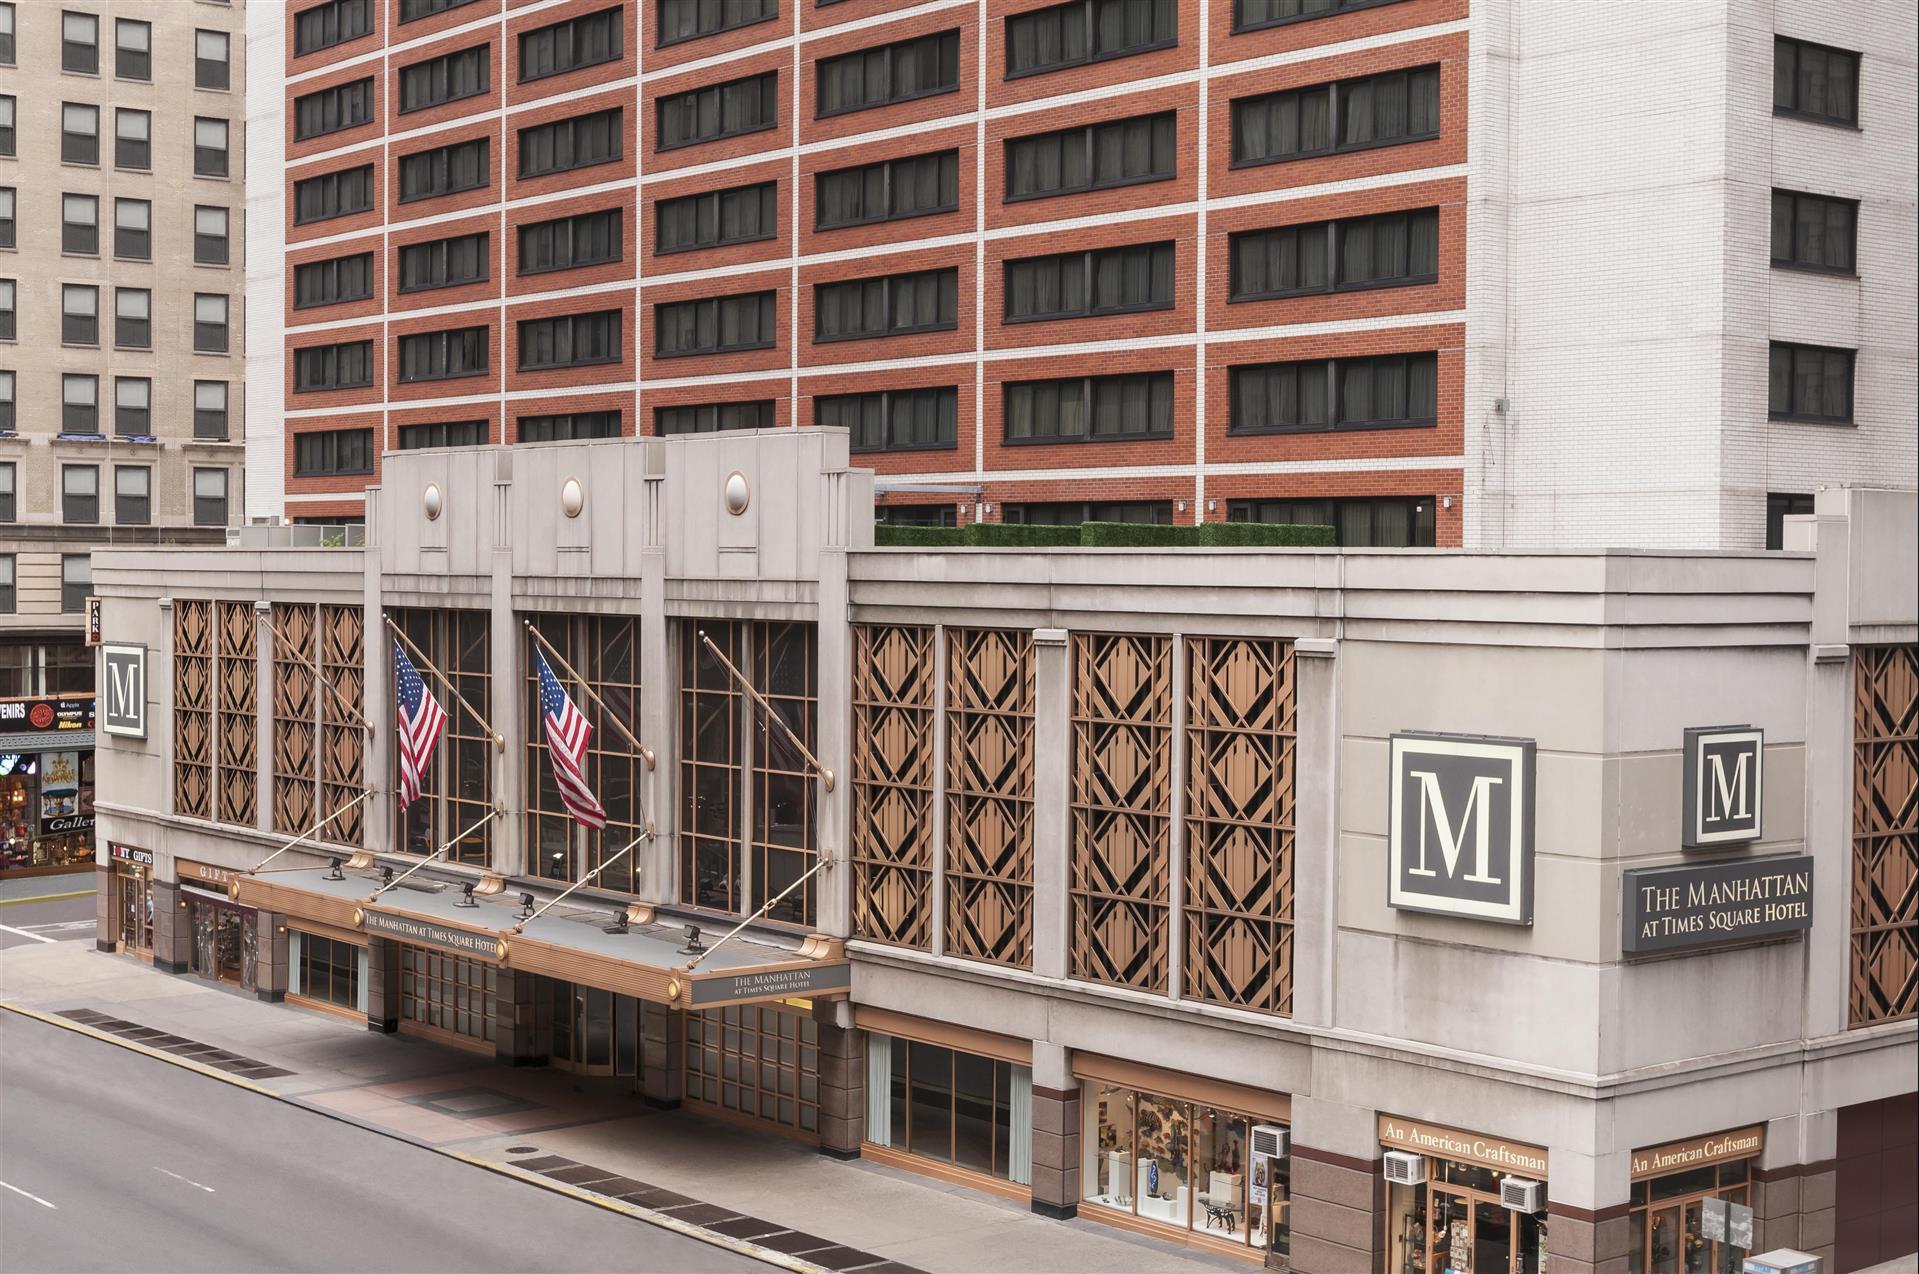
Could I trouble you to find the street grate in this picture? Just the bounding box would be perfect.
[56,1008,295,1079]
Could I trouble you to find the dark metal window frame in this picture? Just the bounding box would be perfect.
[1767,341,1855,424]
[1773,35,1860,128]
[653,291,776,358]
[1228,352,1440,435]
[194,117,231,178]
[294,77,376,141]
[817,29,961,118]
[657,0,776,48]
[195,28,232,91]
[294,0,375,58]
[655,182,777,255]
[115,287,152,349]
[192,468,229,527]
[398,43,491,114]
[398,418,488,449]
[62,102,100,166]
[1004,0,1177,81]
[400,0,483,24]
[397,324,491,383]
[517,309,623,371]
[62,284,100,346]
[62,462,99,523]
[63,193,100,256]
[1231,0,1405,36]
[814,268,959,343]
[397,231,490,293]
[815,149,960,230]
[1229,63,1441,170]
[114,17,149,80]
[820,386,959,453]
[518,410,621,443]
[294,164,376,225]
[1003,111,1177,203]
[113,377,151,437]
[656,71,777,151]
[114,463,151,522]
[519,6,623,83]
[656,400,778,436]
[1001,241,1176,324]
[294,426,376,476]
[193,381,229,439]
[62,8,99,74]
[194,206,232,266]
[115,109,151,171]
[293,340,375,393]
[1001,371,1175,444]
[398,136,491,203]
[113,197,150,260]
[1226,494,1436,547]
[518,107,622,178]
[1770,188,1858,277]
[520,208,623,274]
[1228,206,1441,302]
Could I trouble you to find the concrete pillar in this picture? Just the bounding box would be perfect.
[1752,1110,1838,1265]
[364,934,400,1033]
[815,538,852,939]
[94,863,116,951]
[1291,637,1338,1027]
[1288,1097,1383,1274]
[253,909,289,1002]
[815,1003,864,1159]
[361,524,392,854]
[151,879,190,973]
[639,1000,684,1108]
[1029,1040,1079,1220]
[488,543,524,878]
[636,468,672,905]
[1540,1147,1633,1274]
[493,969,545,1067]
[1030,629,1070,981]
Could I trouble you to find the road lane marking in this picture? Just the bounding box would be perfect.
[0,1179,58,1209]
[155,1167,216,1193]
[22,921,96,933]
[0,923,56,944]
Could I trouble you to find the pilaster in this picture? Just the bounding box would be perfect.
[1288,1097,1383,1274]
[151,878,189,973]
[492,968,544,1066]
[1030,628,1070,982]
[94,862,114,951]
[364,933,399,1032]
[253,909,288,1002]
[639,1000,684,1108]
[815,1004,864,1159]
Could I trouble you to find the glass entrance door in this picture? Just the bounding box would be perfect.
[546,978,635,1079]
[1426,1187,1539,1274]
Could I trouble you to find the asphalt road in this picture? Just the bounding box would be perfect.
[0,1012,765,1274]
[0,892,97,950]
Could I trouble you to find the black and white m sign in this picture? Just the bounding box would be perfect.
[1682,726,1763,848]
[101,642,147,739]
[1389,733,1535,925]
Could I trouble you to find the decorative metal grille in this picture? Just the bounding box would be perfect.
[851,624,935,949]
[271,604,317,835]
[216,602,257,826]
[1184,636,1296,1016]
[946,628,1034,967]
[320,605,365,846]
[1853,643,1918,1026]
[173,599,214,819]
[1071,633,1171,991]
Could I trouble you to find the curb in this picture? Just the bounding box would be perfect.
[0,890,94,907]
[0,999,836,1274]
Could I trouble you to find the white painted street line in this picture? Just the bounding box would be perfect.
[0,1178,58,1209]
[155,1167,216,1194]
[21,921,96,933]
[0,924,56,944]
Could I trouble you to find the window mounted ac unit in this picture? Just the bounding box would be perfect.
[1382,1150,1427,1185]
[1501,1177,1544,1213]
[1251,1124,1289,1159]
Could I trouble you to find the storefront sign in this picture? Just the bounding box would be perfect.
[1631,1127,1765,1179]
[361,908,501,959]
[687,961,852,1006]
[41,814,94,834]
[101,644,148,739]
[1388,733,1535,925]
[1377,1114,1549,1177]
[1683,726,1763,847]
[177,859,240,889]
[0,696,95,734]
[109,842,154,868]
[1622,856,1813,954]
[86,597,103,646]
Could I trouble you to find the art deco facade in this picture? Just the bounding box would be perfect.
[246,0,1916,549]
[92,431,1918,1273]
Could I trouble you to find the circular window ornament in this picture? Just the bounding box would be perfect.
[723,471,750,516]
[561,476,585,518]
[423,483,443,521]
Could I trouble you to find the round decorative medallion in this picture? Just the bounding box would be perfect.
[723,471,750,516]
[561,476,585,518]
[423,482,443,521]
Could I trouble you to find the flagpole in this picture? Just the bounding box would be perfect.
[682,851,835,972]
[365,804,502,902]
[245,788,375,874]
[695,630,835,791]
[523,622,656,768]
[510,826,653,934]
[384,616,504,751]
[256,611,375,735]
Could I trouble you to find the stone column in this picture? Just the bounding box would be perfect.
[492,969,545,1067]
[364,934,400,1033]
[253,909,289,1002]
[639,1001,684,1108]
[1028,1041,1079,1220]
[1030,630,1070,982]
[95,862,115,951]
[816,1002,865,1159]
[1288,1098,1384,1274]
[1752,1110,1838,1264]
[1539,1147,1632,1274]
[151,878,190,973]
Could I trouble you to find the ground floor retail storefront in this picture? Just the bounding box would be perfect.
[1380,1116,1550,1274]
[0,695,96,878]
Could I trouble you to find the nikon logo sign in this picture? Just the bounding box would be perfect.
[1388,733,1535,926]
[1682,725,1763,848]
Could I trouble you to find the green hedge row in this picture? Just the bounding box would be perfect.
[872,521,1335,548]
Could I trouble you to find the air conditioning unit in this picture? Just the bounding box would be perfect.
[1501,1177,1544,1213]
[1251,1124,1289,1160]
[1382,1150,1427,1185]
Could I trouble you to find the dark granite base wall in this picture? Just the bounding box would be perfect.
[1288,1145,1379,1274]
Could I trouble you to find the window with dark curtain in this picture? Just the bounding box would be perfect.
[294,0,373,57]
[294,428,376,476]
[1767,342,1854,423]
[1231,207,1439,299]
[655,292,777,356]
[1773,36,1859,126]
[295,79,375,141]
[1230,353,1437,433]
[1765,493,1814,550]
[1006,111,1175,200]
[1004,242,1174,321]
[519,108,622,177]
[1006,0,1176,78]
[657,182,776,253]
[398,138,490,202]
[399,419,488,449]
[816,269,959,341]
[1003,500,1170,525]
[1770,190,1857,273]
[659,0,776,47]
[518,311,622,370]
[398,232,489,292]
[401,0,483,22]
[818,30,960,116]
[1004,372,1173,442]
[520,6,623,81]
[398,326,490,382]
[1234,0,1405,32]
[657,400,777,435]
[658,71,776,149]
[399,44,490,113]
[294,341,375,392]
[1229,495,1435,547]
[294,252,375,308]
[520,208,622,273]
[1232,65,1438,165]
[294,165,375,224]
[817,150,958,229]
[520,411,621,442]
[818,387,958,451]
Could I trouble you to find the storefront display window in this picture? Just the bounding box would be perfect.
[188,893,256,990]
[684,1003,819,1135]
[398,946,496,1047]
[1627,1130,1759,1274]
[867,1034,1032,1186]
[1081,1081,1286,1253]
[0,737,97,877]
[1380,1118,1549,1274]
[290,931,367,1015]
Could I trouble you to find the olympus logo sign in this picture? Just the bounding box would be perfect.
[1388,733,1535,926]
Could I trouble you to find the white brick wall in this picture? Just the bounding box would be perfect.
[243,0,286,522]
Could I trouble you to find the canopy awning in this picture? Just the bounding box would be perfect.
[234,866,848,1010]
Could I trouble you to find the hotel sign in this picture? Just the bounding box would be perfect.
[361,908,501,960]
[1622,855,1813,954]
[687,961,852,1007]
[1388,733,1535,925]
[1378,1114,1548,1178]
[1632,1127,1765,1180]
[101,644,148,739]
[1683,726,1763,847]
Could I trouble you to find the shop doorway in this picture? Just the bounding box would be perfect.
[113,861,152,956]
[1424,1184,1539,1274]
[547,980,642,1080]
[188,893,256,989]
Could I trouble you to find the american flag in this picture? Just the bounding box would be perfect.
[394,640,446,810]
[537,649,606,829]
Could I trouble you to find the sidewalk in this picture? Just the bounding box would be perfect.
[0,942,1242,1274]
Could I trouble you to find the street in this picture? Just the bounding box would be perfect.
[0,1012,763,1274]
[0,889,96,950]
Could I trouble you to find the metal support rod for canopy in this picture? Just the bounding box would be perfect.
[695,630,834,792]
[364,805,501,902]
[510,826,653,934]
[682,852,835,972]
[246,789,374,875]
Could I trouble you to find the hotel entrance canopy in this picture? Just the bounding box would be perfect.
[235,866,849,1011]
